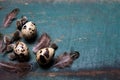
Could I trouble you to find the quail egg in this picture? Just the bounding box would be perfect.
[21,21,37,40]
[36,47,55,65]
[13,41,30,62]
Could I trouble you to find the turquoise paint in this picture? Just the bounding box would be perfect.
[0,1,120,80]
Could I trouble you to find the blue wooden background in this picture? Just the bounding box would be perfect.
[0,0,120,80]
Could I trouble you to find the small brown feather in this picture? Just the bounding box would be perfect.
[0,61,32,76]
[0,35,3,53]
[32,33,51,53]
[3,8,20,27]
[53,51,80,69]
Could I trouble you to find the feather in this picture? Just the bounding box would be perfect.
[1,36,11,53]
[11,30,21,42]
[0,69,19,80]
[0,40,3,52]
[53,51,80,69]
[0,34,4,53]
[0,31,21,53]
[32,33,51,53]
[3,35,11,45]
[16,16,28,30]
[3,8,20,27]
[0,61,32,76]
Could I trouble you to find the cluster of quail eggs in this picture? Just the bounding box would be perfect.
[6,16,36,62]
[3,15,79,69]
[1,8,80,70]
[6,16,56,66]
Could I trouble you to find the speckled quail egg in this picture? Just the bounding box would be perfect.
[21,21,37,40]
[36,47,55,65]
[13,41,30,62]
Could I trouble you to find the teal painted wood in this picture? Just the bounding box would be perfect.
[0,1,120,80]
